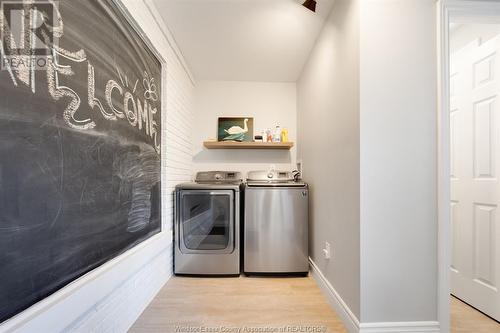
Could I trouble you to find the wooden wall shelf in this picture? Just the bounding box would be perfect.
[203,141,294,150]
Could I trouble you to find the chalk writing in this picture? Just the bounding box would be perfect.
[1,2,161,153]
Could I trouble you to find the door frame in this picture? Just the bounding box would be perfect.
[437,1,500,332]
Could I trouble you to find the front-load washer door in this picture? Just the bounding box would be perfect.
[179,190,235,254]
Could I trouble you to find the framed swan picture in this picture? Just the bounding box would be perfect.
[218,117,254,142]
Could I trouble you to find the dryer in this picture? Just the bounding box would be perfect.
[174,171,242,275]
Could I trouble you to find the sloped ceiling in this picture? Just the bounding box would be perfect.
[152,0,335,82]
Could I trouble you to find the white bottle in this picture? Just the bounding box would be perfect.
[273,126,282,143]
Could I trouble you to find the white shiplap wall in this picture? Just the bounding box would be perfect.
[0,0,195,332]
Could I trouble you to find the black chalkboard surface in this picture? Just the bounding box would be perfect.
[0,0,162,323]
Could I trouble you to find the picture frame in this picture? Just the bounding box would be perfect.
[218,117,254,142]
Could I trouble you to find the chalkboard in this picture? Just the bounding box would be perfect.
[0,0,162,323]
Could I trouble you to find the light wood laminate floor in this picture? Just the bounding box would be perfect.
[130,277,500,333]
[130,275,347,333]
[451,296,500,333]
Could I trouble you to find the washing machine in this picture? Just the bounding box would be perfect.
[244,170,309,275]
[174,171,242,275]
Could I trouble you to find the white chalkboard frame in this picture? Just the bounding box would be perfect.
[111,0,166,65]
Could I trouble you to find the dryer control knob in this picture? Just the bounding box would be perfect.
[267,173,274,179]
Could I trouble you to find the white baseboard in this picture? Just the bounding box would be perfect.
[309,258,441,333]
[309,258,360,333]
[359,321,440,333]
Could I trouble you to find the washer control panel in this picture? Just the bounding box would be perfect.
[247,170,293,182]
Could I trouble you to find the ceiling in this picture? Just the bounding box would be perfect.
[152,0,335,82]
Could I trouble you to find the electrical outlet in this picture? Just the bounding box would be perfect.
[323,242,331,260]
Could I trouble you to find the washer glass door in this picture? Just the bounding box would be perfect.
[179,190,234,254]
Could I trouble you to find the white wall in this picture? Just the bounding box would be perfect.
[193,80,297,176]
[299,0,440,328]
[297,0,360,320]
[450,23,500,53]
[0,1,195,332]
[359,0,438,323]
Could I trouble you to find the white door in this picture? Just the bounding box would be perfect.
[450,35,500,321]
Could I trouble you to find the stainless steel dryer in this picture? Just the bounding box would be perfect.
[244,170,309,275]
[175,171,242,275]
